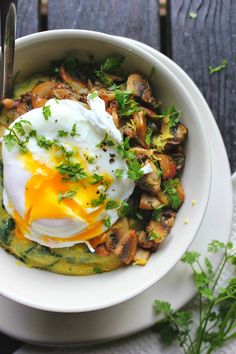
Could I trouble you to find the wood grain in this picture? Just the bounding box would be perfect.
[48,0,160,49]
[16,0,39,38]
[169,0,236,171]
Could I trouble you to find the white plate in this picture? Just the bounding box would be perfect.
[0,39,232,345]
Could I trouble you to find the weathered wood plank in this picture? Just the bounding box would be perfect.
[16,0,39,38]
[48,0,160,49]
[169,0,236,172]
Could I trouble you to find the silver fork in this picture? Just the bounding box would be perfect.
[0,0,18,100]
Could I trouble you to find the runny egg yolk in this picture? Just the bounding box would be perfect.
[15,150,113,243]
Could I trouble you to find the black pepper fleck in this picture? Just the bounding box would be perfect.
[109,158,115,163]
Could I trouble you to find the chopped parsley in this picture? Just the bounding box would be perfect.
[164,106,180,128]
[163,178,182,209]
[96,133,115,147]
[115,90,140,117]
[116,137,135,160]
[42,105,51,120]
[145,127,153,145]
[89,91,98,99]
[58,190,76,203]
[105,200,119,210]
[117,201,133,218]
[70,123,80,137]
[103,217,111,228]
[57,162,87,182]
[36,136,54,150]
[3,120,32,153]
[89,173,103,184]
[152,204,165,222]
[127,160,144,181]
[208,59,228,75]
[149,230,162,241]
[90,193,107,207]
[95,56,124,86]
[114,168,124,179]
[57,130,68,137]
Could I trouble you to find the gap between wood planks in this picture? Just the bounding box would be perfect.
[39,0,170,55]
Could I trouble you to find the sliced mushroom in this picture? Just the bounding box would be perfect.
[47,83,81,101]
[31,81,58,98]
[90,231,110,249]
[138,161,161,195]
[60,65,87,93]
[162,210,177,227]
[165,123,188,147]
[133,111,147,147]
[155,154,177,179]
[141,107,158,119]
[126,74,152,102]
[170,152,185,175]
[132,147,153,159]
[97,89,116,102]
[1,98,14,110]
[156,190,169,206]
[105,217,130,252]
[113,229,138,264]
[138,230,157,251]
[146,220,170,244]
[95,244,110,257]
[133,248,150,265]
[177,180,185,202]
[107,101,119,127]
[139,193,161,210]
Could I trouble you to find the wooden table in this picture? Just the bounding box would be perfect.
[1,0,235,352]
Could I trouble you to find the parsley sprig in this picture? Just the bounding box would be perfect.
[58,190,76,203]
[154,240,236,354]
[115,90,140,117]
[56,162,87,182]
[163,178,182,209]
[42,105,51,120]
[95,56,124,86]
[3,120,32,153]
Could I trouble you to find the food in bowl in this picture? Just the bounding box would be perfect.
[0,55,187,275]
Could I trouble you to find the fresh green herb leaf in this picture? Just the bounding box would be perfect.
[57,130,68,137]
[95,56,123,86]
[89,91,98,99]
[96,133,115,147]
[149,230,161,241]
[70,123,80,137]
[152,204,165,222]
[115,90,140,117]
[127,160,144,181]
[87,156,96,164]
[116,137,135,160]
[89,173,103,184]
[164,106,180,128]
[13,120,32,136]
[114,168,124,179]
[145,127,153,145]
[58,190,76,203]
[57,162,87,182]
[36,136,54,150]
[103,217,111,228]
[105,200,119,210]
[90,193,107,207]
[189,11,197,19]
[208,59,228,75]
[163,178,182,209]
[42,105,51,120]
[155,240,236,354]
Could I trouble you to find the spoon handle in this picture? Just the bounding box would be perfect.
[0,0,18,99]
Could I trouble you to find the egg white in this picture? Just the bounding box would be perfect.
[2,97,135,248]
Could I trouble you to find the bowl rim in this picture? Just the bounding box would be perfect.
[0,29,212,312]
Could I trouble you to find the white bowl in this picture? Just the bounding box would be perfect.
[0,30,211,312]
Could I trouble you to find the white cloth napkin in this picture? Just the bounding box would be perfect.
[14,174,236,354]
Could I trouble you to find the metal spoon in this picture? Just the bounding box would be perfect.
[0,0,17,100]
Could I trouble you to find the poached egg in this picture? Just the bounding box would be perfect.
[2,96,135,249]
